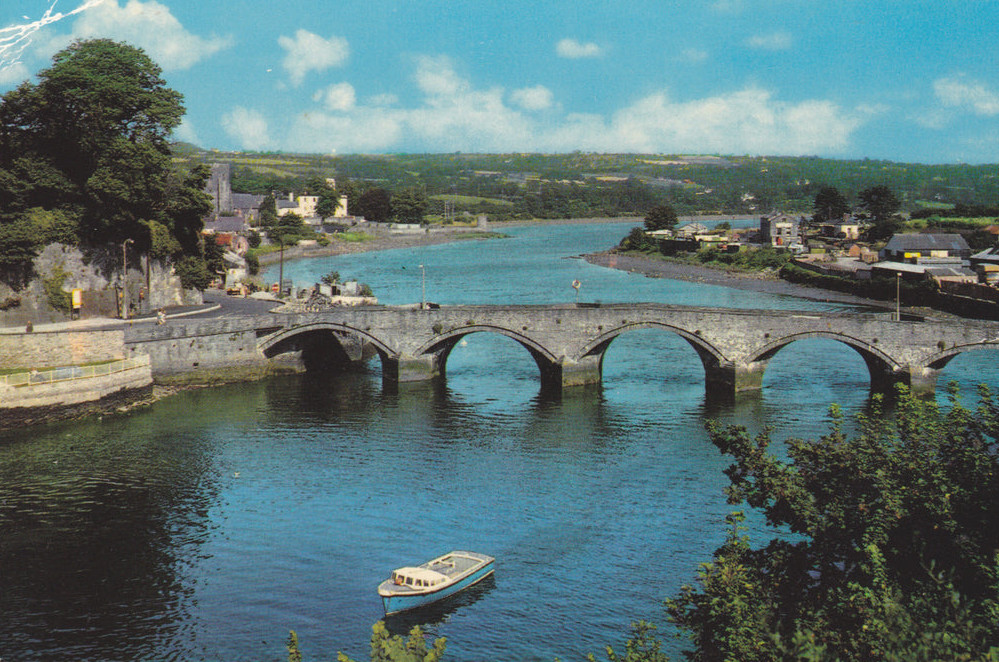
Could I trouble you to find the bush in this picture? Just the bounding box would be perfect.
[173,256,213,291]
[42,265,72,313]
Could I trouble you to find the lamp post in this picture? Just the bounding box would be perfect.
[122,238,134,319]
[419,264,426,309]
[895,271,902,322]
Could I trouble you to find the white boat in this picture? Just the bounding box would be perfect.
[377,550,494,616]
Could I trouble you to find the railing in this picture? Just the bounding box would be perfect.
[0,355,150,388]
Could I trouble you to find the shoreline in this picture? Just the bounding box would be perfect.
[582,250,899,311]
[256,215,746,267]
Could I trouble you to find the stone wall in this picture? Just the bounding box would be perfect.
[0,328,126,369]
[124,316,281,377]
[0,244,200,328]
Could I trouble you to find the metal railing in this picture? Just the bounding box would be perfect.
[0,355,150,388]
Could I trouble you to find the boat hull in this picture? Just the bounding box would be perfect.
[381,559,494,616]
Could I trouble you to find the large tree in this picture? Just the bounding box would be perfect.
[0,39,210,284]
[391,187,428,224]
[812,186,850,223]
[644,203,679,232]
[352,187,392,223]
[859,185,902,241]
[665,387,999,660]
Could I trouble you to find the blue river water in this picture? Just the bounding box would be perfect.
[1,220,996,661]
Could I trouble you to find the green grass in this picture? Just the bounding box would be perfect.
[334,232,376,243]
[430,194,514,206]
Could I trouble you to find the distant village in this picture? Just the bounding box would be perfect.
[644,209,999,312]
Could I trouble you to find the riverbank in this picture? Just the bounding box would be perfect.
[583,250,901,311]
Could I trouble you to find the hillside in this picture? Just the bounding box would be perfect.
[173,145,999,221]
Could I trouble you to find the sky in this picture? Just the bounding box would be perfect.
[1,0,998,164]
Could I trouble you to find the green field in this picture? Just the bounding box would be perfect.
[430,194,514,206]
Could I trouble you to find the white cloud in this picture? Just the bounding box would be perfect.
[934,76,999,116]
[0,62,29,85]
[510,85,554,111]
[222,107,271,150]
[70,0,231,69]
[746,31,793,51]
[413,55,468,96]
[549,87,861,154]
[172,118,199,144]
[314,82,356,111]
[556,38,604,59]
[283,54,863,156]
[711,0,744,13]
[278,29,349,87]
[369,93,399,107]
[679,48,709,63]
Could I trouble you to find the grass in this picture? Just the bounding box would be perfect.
[430,194,515,206]
[334,232,376,243]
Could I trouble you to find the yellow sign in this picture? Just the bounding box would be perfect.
[71,289,83,309]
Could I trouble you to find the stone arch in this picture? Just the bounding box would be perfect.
[414,324,563,391]
[576,321,729,374]
[258,322,397,373]
[914,342,999,396]
[747,331,902,392]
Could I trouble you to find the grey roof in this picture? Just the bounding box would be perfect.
[276,199,298,210]
[204,217,247,233]
[883,233,969,252]
[231,193,264,210]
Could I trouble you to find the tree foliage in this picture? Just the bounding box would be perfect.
[666,387,999,661]
[812,186,850,223]
[859,185,902,241]
[391,188,429,224]
[353,188,393,223]
[0,39,211,285]
[644,204,679,231]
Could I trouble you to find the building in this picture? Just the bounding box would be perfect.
[204,163,233,217]
[879,233,971,262]
[759,212,804,248]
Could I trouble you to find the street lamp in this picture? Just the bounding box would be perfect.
[122,238,134,320]
[419,264,426,309]
[895,271,902,322]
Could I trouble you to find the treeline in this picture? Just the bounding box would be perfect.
[178,148,999,222]
[0,40,216,290]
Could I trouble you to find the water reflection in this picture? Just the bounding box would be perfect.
[382,574,497,637]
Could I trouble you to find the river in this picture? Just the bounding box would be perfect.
[2,220,996,661]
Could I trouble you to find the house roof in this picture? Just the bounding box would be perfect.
[231,193,264,210]
[883,233,969,252]
[204,217,247,233]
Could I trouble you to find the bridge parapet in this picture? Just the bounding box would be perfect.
[251,304,999,399]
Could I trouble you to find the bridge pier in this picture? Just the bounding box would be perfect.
[382,351,448,385]
[534,354,604,395]
[703,362,766,401]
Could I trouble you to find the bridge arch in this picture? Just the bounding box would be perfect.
[577,321,728,369]
[414,324,563,392]
[747,331,903,392]
[258,322,398,373]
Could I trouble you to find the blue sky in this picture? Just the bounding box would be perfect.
[2,0,998,163]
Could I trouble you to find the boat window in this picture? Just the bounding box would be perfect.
[405,577,413,586]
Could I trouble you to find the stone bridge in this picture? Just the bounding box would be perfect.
[254,303,999,399]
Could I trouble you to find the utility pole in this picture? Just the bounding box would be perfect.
[122,238,133,319]
[419,264,426,309]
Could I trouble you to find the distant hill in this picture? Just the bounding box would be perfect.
[172,146,999,220]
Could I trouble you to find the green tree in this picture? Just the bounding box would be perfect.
[666,387,999,661]
[859,185,902,241]
[259,194,279,228]
[334,622,446,662]
[391,188,429,224]
[813,186,850,223]
[316,190,340,222]
[1,39,184,244]
[354,188,392,222]
[644,204,678,232]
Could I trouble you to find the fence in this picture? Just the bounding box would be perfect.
[0,355,150,388]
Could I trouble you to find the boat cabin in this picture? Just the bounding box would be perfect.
[391,567,448,589]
